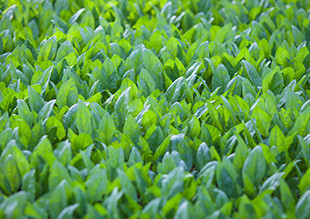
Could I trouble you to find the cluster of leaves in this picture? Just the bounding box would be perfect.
[1,0,310,218]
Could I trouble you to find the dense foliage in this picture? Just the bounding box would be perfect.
[0,0,310,218]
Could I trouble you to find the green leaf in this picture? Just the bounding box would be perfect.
[296,190,310,219]
[115,87,130,128]
[141,110,158,131]
[57,203,79,219]
[38,36,57,61]
[170,134,193,170]
[215,23,234,43]
[262,67,284,95]
[17,99,33,127]
[252,107,271,137]
[128,147,143,166]
[165,77,185,103]
[56,78,78,109]
[238,196,257,219]
[28,86,45,114]
[206,101,224,133]
[162,167,184,199]
[68,9,85,24]
[0,155,21,195]
[211,64,230,94]
[298,135,310,166]
[55,40,75,62]
[48,160,71,191]
[154,135,171,161]
[233,133,249,172]
[86,166,108,203]
[48,181,69,219]
[0,191,27,218]
[298,169,310,195]
[280,179,295,214]
[259,172,284,194]
[97,112,117,145]
[36,66,54,93]
[189,115,200,138]
[46,116,66,141]
[288,109,310,136]
[216,158,237,198]
[242,60,262,88]
[269,125,289,153]
[243,171,256,197]
[31,136,56,167]
[142,48,162,73]
[37,100,56,122]
[11,119,32,148]
[123,114,141,145]
[1,143,30,178]
[138,68,156,97]
[243,146,266,186]
[275,47,290,66]
[117,169,138,201]
[68,129,93,151]
[101,58,121,91]
[76,101,93,136]
[55,140,72,167]
[197,142,211,170]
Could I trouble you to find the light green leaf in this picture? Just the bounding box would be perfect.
[76,101,93,136]
[275,47,290,66]
[56,78,78,109]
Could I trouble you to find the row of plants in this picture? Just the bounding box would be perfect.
[0,0,310,218]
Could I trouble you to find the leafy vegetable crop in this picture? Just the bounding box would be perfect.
[1,0,310,218]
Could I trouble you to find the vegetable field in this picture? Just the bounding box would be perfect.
[1,0,310,218]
